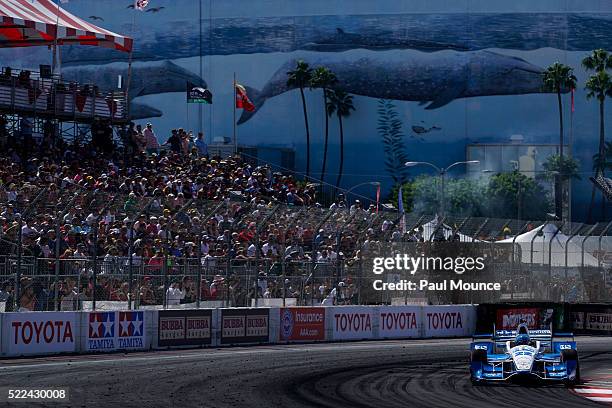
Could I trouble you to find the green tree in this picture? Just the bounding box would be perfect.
[389,176,485,218]
[542,62,577,159]
[287,60,313,178]
[486,171,550,221]
[326,89,355,189]
[309,67,337,183]
[542,154,580,181]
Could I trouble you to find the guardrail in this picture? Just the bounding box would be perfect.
[0,75,127,122]
[0,305,477,357]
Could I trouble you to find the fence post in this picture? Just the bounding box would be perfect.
[196,235,202,309]
[128,198,154,310]
[163,224,170,310]
[54,210,61,311]
[254,230,260,307]
[15,187,48,310]
[91,223,99,311]
[14,215,23,311]
[53,191,79,311]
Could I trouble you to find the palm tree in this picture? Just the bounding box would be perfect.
[585,70,612,221]
[593,141,612,173]
[582,49,612,222]
[287,60,313,178]
[309,67,337,184]
[542,62,576,159]
[542,62,576,221]
[582,49,612,73]
[326,89,355,189]
[585,71,612,171]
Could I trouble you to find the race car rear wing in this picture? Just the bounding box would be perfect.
[472,323,574,343]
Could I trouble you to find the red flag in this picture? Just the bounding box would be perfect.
[571,88,575,112]
[235,83,255,112]
[134,0,149,11]
[376,184,380,214]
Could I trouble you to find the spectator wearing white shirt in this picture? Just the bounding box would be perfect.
[166,282,186,305]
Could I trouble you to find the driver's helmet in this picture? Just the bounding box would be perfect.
[515,334,530,346]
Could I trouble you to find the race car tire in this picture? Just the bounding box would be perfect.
[560,349,580,386]
[470,349,487,363]
[560,349,578,362]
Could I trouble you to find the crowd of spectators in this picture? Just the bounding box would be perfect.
[0,117,609,311]
[0,121,383,311]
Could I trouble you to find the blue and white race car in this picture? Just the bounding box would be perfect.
[469,323,580,386]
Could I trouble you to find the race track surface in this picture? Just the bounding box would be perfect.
[0,337,610,408]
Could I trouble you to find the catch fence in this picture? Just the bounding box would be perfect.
[1,186,611,310]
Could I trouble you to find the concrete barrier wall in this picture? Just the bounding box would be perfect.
[0,305,477,357]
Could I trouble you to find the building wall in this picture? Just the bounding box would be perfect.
[7,0,612,220]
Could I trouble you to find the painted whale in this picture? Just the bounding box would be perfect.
[51,12,612,66]
[61,60,206,99]
[129,102,163,120]
[237,50,557,124]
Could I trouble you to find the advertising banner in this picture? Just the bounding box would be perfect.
[158,310,213,347]
[496,307,543,330]
[117,311,146,350]
[279,307,325,341]
[378,306,420,338]
[4,312,77,355]
[87,312,116,352]
[423,306,474,337]
[585,312,612,331]
[330,306,374,340]
[220,309,269,345]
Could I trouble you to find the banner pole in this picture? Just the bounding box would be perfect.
[233,72,237,155]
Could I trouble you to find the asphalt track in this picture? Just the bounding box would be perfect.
[0,337,610,408]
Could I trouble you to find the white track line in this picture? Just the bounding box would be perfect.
[574,389,612,395]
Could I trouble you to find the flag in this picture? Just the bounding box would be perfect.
[187,82,212,104]
[60,0,70,3]
[571,88,575,113]
[135,0,149,11]
[398,186,406,234]
[235,83,255,112]
[376,184,380,214]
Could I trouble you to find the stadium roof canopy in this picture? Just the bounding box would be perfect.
[0,0,132,52]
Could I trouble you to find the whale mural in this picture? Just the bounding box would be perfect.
[4,0,611,221]
[129,102,163,120]
[50,12,612,66]
[61,60,205,118]
[62,61,206,99]
[238,50,554,124]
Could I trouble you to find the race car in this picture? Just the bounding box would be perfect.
[469,323,579,386]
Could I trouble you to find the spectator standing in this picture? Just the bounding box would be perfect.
[164,129,181,154]
[132,124,146,154]
[195,132,208,158]
[143,123,160,155]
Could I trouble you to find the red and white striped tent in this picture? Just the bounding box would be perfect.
[0,0,132,52]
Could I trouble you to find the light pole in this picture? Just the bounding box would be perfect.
[405,161,479,217]
[344,181,380,212]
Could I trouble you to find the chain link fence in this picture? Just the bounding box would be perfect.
[1,186,611,311]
